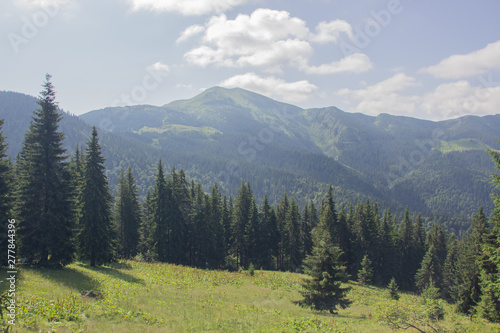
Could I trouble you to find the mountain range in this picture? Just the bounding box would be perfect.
[1,87,498,226]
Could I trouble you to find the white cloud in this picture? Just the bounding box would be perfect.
[337,73,422,116]
[304,53,373,74]
[176,24,205,43]
[128,0,249,16]
[182,9,372,75]
[419,40,500,79]
[421,80,500,120]
[337,73,500,120]
[311,20,353,43]
[220,72,318,103]
[147,61,170,72]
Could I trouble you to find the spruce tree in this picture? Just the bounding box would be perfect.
[286,197,302,271]
[17,75,75,267]
[299,203,351,314]
[477,148,500,322]
[358,254,373,285]
[275,193,290,270]
[152,160,169,262]
[231,181,255,268]
[454,207,486,314]
[78,127,115,267]
[114,167,141,259]
[388,277,400,301]
[260,195,278,269]
[138,190,155,260]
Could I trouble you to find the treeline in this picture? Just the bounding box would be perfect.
[1,76,499,322]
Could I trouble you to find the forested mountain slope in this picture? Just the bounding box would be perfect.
[1,87,498,218]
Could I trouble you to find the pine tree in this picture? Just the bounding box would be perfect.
[454,207,486,314]
[78,127,116,266]
[152,160,169,262]
[207,183,225,269]
[358,254,373,285]
[398,207,415,290]
[114,167,141,258]
[388,277,400,300]
[376,208,397,286]
[442,234,458,301]
[477,148,500,322]
[300,204,313,259]
[232,181,252,268]
[286,197,302,271]
[276,193,290,271]
[0,119,13,264]
[17,75,75,267]
[138,190,155,260]
[260,195,278,269]
[415,223,447,292]
[299,203,351,314]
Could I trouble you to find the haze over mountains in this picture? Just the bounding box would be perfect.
[1,87,498,225]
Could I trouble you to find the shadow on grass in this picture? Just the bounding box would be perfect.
[0,268,24,295]
[77,263,143,285]
[29,266,100,292]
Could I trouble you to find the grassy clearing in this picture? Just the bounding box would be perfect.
[2,261,499,332]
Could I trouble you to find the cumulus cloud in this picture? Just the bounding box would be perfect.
[176,24,205,43]
[220,72,318,103]
[337,73,422,116]
[311,20,353,43]
[304,53,373,74]
[147,61,170,72]
[421,80,500,120]
[337,73,500,120]
[128,0,249,16]
[182,8,372,74]
[419,40,500,79]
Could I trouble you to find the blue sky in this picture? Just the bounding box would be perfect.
[1,0,500,120]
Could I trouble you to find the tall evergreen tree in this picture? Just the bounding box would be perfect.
[358,254,373,285]
[152,160,169,262]
[260,195,278,269]
[415,223,447,293]
[114,167,141,258]
[300,204,313,259]
[17,75,75,267]
[231,181,252,268]
[376,208,397,286]
[299,204,351,314]
[398,207,415,290]
[477,147,500,322]
[78,127,116,266]
[453,207,486,314]
[207,183,225,269]
[275,193,290,270]
[286,197,302,271]
[139,189,155,260]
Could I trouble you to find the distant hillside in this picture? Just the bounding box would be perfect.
[1,87,498,220]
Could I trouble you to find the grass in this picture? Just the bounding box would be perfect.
[2,261,499,332]
[436,139,491,153]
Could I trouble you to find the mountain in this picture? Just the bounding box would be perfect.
[1,87,498,223]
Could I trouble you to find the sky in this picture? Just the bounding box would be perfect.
[1,0,500,120]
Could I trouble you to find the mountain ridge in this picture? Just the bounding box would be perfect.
[1,87,498,223]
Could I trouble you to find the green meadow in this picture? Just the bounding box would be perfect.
[2,261,499,333]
